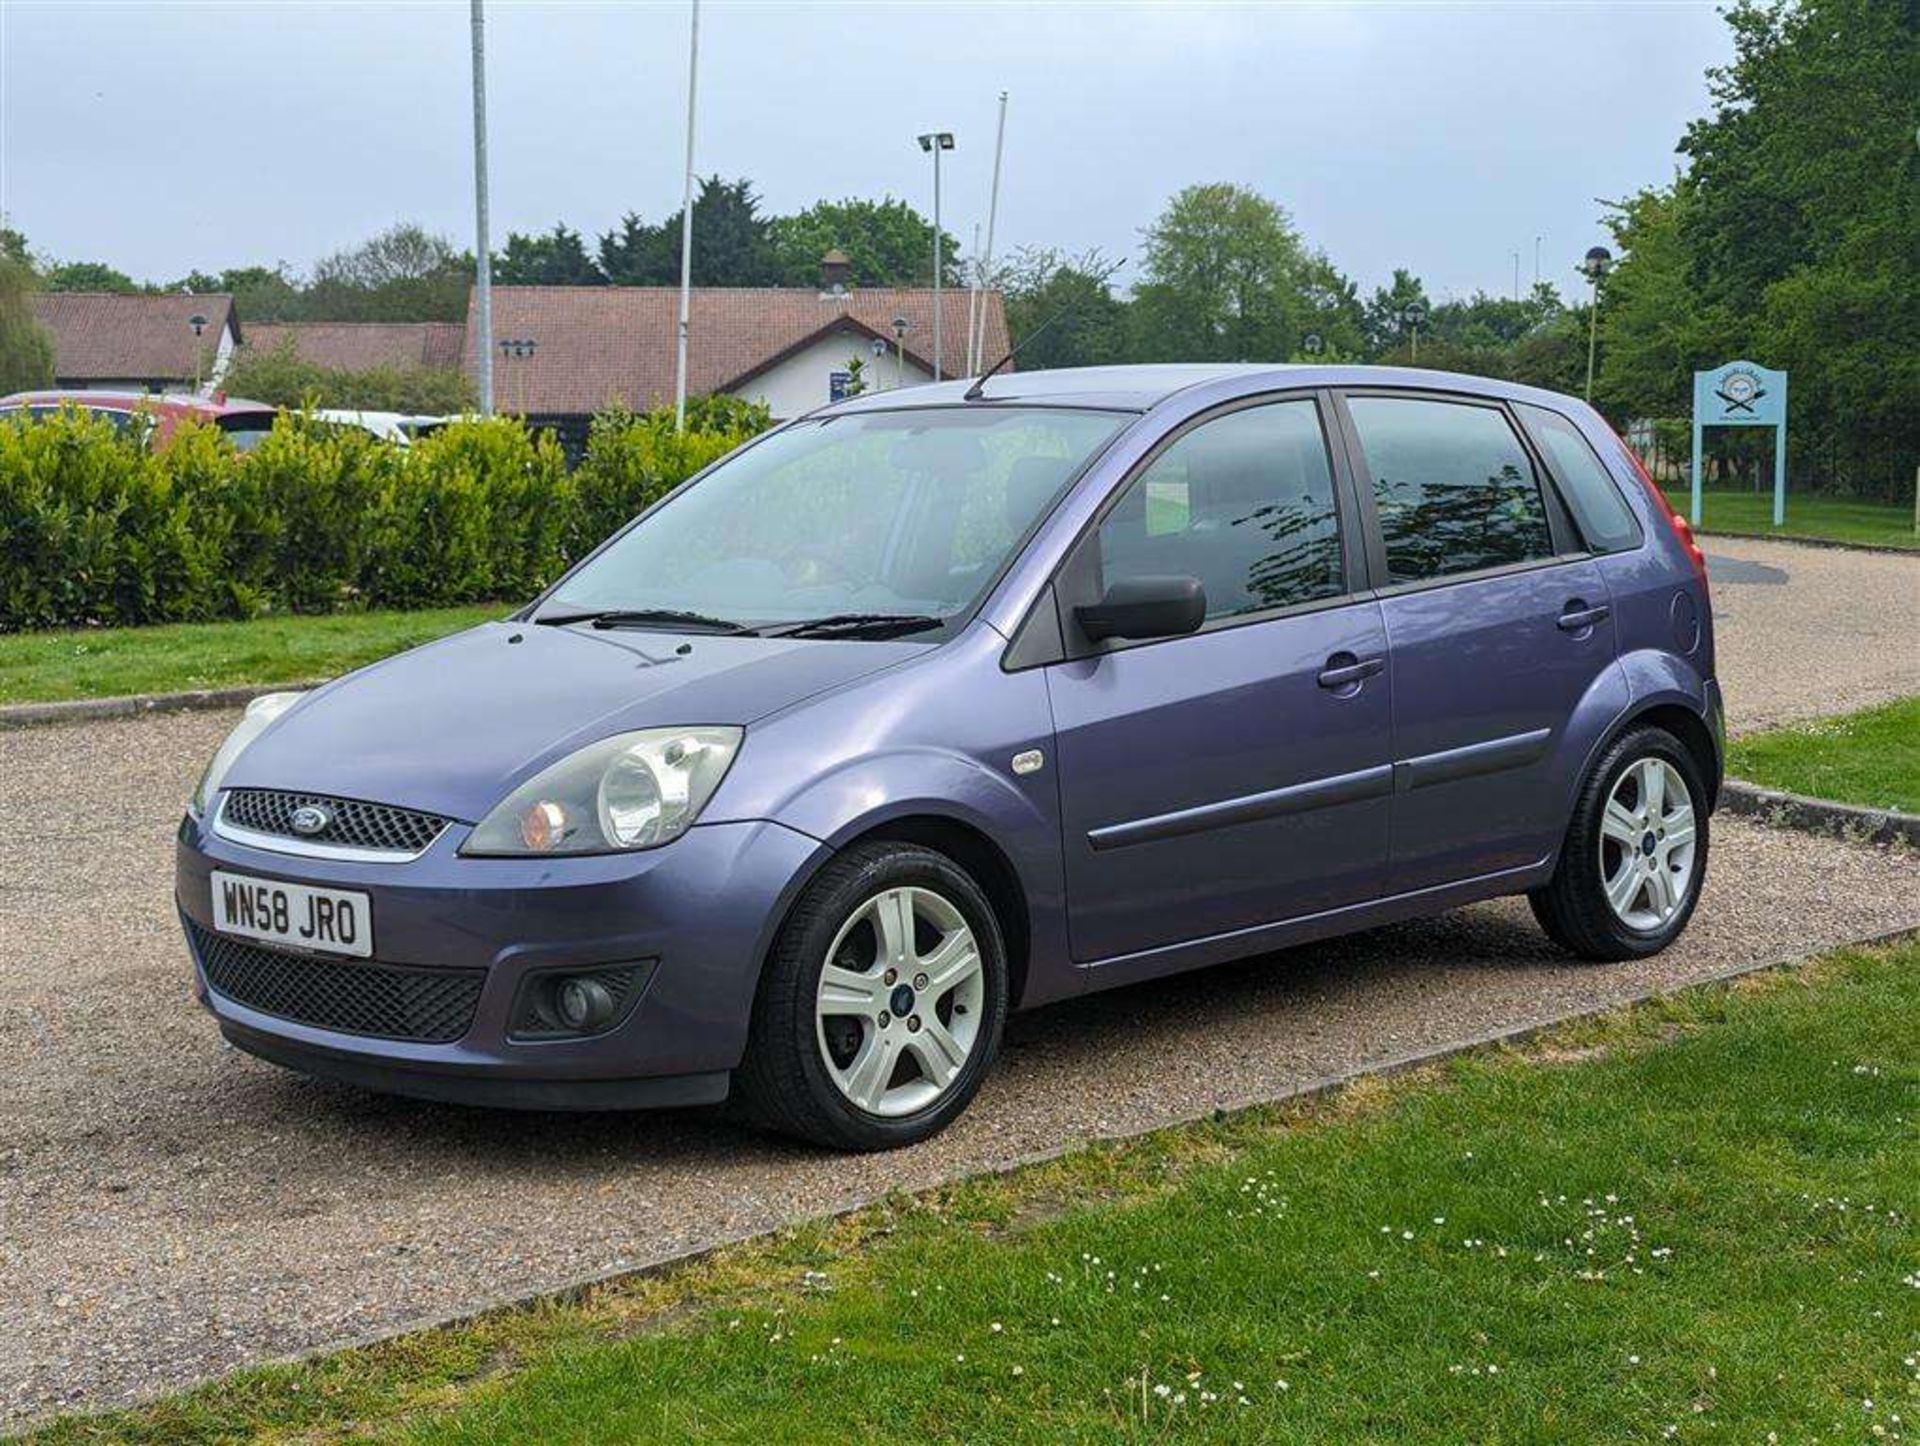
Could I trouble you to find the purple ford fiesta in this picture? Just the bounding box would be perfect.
[177,364,1721,1150]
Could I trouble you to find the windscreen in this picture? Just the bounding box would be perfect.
[551,406,1127,629]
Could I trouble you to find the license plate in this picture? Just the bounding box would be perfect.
[210,871,373,958]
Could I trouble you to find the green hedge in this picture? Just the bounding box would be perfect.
[0,402,767,632]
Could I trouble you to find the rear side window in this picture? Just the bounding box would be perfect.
[1517,403,1643,553]
[1347,396,1552,583]
[1097,399,1343,621]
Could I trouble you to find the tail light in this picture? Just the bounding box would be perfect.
[1614,431,1708,592]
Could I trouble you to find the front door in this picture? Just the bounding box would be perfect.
[1340,392,1622,892]
[1045,395,1393,964]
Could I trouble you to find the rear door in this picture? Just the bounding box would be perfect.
[1334,390,1621,893]
[1044,393,1393,964]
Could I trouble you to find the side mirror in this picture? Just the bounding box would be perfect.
[1074,575,1206,643]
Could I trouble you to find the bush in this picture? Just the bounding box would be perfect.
[0,401,766,631]
[572,401,763,550]
[223,338,476,415]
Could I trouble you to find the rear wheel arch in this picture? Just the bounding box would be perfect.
[1606,701,1720,812]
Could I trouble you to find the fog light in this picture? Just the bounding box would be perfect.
[555,976,615,1032]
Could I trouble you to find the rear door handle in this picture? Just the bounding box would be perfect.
[1557,601,1611,632]
[1317,654,1385,690]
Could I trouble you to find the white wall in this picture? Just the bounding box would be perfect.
[727,328,933,419]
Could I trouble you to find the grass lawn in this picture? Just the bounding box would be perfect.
[0,604,509,706]
[29,939,1918,1444]
[1729,696,1920,815]
[1663,486,1919,550]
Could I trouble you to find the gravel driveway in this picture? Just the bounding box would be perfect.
[3,538,1916,1428]
[1703,535,1920,732]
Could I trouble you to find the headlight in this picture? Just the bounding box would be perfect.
[462,727,742,856]
[190,691,304,815]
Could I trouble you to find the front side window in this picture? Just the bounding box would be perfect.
[1517,403,1642,553]
[1347,396,1553,583]
[552,406,1126,629]
[1096,399,1344,622]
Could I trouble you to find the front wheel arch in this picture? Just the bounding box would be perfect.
[765,812,1032,1014]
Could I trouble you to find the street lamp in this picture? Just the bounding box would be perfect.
[916,131,955,381]
[188,313,209,392]
[891,313,911,392]
[498,337,536,414]
[1400,301,1427,363]
[1579,245,1613,400]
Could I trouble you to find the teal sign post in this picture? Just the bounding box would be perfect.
[1692,360,1788,528]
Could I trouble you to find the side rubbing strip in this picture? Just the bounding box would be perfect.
[1396,727,1553,792]
[1087,764,1394,852]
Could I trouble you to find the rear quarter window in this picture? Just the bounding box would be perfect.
[1517,403,1644,553]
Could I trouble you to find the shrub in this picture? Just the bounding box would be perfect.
[0,401,769,632]
[572,401,765,551]
[223,338,476,414]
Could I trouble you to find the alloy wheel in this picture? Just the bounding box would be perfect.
[1597,756,1697,931]
[814,886,985,1118]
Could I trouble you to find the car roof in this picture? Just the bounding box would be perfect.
[815,363,1591,417]
[0,389,275,415]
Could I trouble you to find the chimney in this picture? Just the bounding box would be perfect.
[820,248,852,295]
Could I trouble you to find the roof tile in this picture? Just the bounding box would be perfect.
[30,293,236,383]
[465,286,1009,414]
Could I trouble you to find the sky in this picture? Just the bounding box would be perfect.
[0,0,1731,303]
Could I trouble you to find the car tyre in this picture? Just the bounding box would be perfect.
[736,841,1008,1151]
[1530,724,1710,962]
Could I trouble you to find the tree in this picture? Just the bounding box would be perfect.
[1129,184,1317,363]
[306,223,472,321]
[216,265,308,322]
[1588,0,1917,496]
[769,197,955,287]
[1592,186,1725,423]
[494,224,604,285]
[597,177,779,286]
[999,247,1130,370]
[1360,269,1432,356]
[596,211,677,286]
[0,254,56,393]
[1293,254,1367,360]
[41,259,141,292]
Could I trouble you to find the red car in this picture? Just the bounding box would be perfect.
[0,389,279,450]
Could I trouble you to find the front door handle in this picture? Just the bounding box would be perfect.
[1317,653,1385,691]
[1556,601,1611,633]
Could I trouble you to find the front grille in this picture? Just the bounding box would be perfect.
[189,921,483,1043]
[222,789,449,855]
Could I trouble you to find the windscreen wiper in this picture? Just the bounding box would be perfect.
[532,607,756,634]
[759,612,945,640]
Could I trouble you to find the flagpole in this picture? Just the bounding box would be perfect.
[674,0,701,432]
[964,222,981,378]
[469,0,493,417]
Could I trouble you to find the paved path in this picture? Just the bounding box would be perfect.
[3,537,1916,1426]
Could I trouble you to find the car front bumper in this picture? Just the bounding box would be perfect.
[175,806,828,1109]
